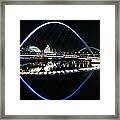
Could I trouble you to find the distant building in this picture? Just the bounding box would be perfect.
[44,45,51,53]
[25,46,41,52]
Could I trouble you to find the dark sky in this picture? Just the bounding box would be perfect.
[20,20,100,51]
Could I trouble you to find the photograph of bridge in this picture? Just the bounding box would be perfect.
[20,20,100,100]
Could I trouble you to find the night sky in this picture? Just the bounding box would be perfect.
[20,20,100,51]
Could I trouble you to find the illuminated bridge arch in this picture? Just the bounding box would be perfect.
[20,21,93,55]
[20,21,98,100]
[80,46,100,52]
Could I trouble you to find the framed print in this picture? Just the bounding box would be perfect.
[0,0,119,119]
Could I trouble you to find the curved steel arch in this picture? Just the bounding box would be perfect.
[20,21,94,55]
[20,70,93,100]
[80,46,100,52]
[20,21,95,100]
[62,70,94,100]
[20,76,48,100]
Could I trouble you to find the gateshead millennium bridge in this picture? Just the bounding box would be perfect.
[20,21,100,100]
